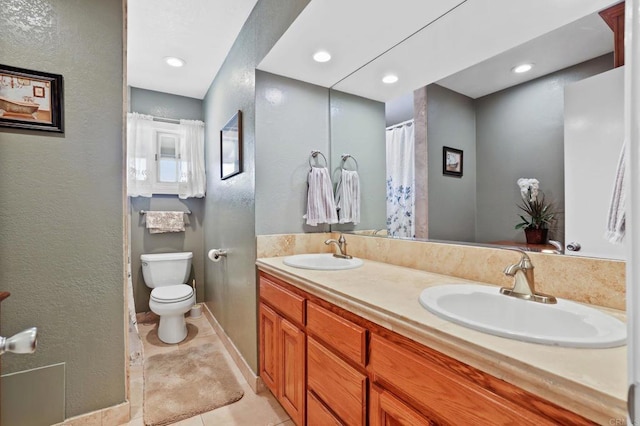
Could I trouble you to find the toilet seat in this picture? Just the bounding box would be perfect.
[150,284,193,304]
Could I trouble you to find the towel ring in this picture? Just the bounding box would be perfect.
[309,150,328,169]
[340,154,359,171]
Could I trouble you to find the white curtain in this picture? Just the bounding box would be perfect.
[386,122,415,238]
[126,112,155,197]
[126,114,206,198]
[178,119,206,199]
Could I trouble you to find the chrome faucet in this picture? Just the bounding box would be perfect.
[324,233,352,259]
[546,239,564,254]
[500,251,557,304]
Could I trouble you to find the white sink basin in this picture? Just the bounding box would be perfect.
[283,253,363,270]
[419,284,626,348]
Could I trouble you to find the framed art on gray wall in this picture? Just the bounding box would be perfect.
[443,146,463,177]
[220,110,242,179]
[0,64,64,133]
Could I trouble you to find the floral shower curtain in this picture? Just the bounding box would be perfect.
[386,121,415,238]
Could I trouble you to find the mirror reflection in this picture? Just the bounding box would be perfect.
[330,11,621,258]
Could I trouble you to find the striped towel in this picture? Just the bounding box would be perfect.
[145,211,186,234]
[335,169,360,224]
[605,142,626,243]
[305,167,338,226]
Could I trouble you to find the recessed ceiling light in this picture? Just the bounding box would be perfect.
[313,51,331,63]
[382,74,399,84]
[164,56,185,67]
[512,63,533,74]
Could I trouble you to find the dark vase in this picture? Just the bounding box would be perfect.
[524,228,548,244]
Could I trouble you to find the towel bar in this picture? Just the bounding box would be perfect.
[140,210,191,215]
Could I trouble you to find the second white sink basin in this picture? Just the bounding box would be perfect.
[419,284,626,348]
[283,253,363,271]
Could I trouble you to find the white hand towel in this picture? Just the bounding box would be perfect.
[305,167,338,226]
[335,169,360,224]
[606,142,626,243]
[145,211,186,234]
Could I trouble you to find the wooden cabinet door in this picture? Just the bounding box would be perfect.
[280,317,306,425]
[370,386,434,426]
[259,303,279,395]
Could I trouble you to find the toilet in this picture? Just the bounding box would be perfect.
[141,252,195,344]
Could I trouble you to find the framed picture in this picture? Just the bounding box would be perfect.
[443,146,463,177]
[220,110,242,180]
[0,64,64,133]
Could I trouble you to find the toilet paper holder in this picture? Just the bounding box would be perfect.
[208,249,228,262]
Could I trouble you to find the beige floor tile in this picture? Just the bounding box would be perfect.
[169,415,204,426]
[185,315,216,337]
[125,416,145,426]
[178,333,221,351]
[200,385,289,426]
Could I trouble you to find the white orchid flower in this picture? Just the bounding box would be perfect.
[517,178,540,202]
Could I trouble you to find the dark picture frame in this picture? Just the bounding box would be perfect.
[220,110,242,180]
[0,64,64,133]
[443,146,463,177]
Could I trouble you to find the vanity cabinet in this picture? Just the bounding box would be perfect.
[258,271,595,426]
[258,276,305,425]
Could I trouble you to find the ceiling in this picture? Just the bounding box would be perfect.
[126,0,617,102]
[258,0,618,102]
[127,0,259,99]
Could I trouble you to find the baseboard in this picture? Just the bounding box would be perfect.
[202,304,266,394]
[54,401,129,426]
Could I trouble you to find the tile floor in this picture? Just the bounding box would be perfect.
[126,314,291,426]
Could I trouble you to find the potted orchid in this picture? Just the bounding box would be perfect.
[514,178,555,244]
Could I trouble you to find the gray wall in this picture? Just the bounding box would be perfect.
[130,87,204,121]
[385,92,414,127]
[427,84,477,242]
[330,90,387,233]
[128,88,205,313]
[475,53,613,243]
[255,72,330,235]
[203,0,309,374]
[0,0,125,420]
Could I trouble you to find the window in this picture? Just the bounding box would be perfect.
[155,128,182,193]
[127,113,206,198]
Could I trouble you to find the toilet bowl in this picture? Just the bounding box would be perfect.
[141,252,194,344]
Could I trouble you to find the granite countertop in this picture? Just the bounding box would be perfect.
[256,256,627,424]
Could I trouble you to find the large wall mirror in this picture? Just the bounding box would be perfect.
[259,0,625,260]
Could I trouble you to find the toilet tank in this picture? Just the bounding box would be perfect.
[140,252,193,288]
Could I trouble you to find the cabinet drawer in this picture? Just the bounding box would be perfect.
[307,301,366,366]
[308,391,343,426]
[259,276,305,325]
[369,335,552,425]
[308,337,366,426]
